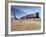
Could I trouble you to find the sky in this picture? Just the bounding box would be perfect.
[11,5,41,19]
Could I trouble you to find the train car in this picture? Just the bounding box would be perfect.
[20,13,39,19]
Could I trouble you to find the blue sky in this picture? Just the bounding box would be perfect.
[11,5,41,19]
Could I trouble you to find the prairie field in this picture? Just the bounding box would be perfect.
[11,19,41,31]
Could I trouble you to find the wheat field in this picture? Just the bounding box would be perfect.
[11,19,41,31]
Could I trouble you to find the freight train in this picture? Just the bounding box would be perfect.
[20,13,39,19]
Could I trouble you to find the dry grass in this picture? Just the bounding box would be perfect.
[11,19,41,31]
